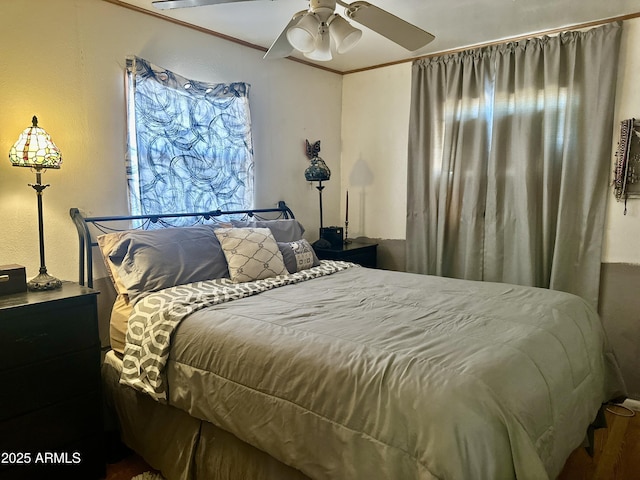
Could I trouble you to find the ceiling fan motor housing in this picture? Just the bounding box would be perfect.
[309,0,336,22]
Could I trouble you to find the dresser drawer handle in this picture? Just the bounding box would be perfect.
[0,275,9,283]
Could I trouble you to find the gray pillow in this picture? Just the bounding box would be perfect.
[105,224,229,304]
[278,239,320,274]
[230,218,305,242]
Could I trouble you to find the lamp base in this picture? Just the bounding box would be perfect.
[312,238,333,249]
[28,271,62,291]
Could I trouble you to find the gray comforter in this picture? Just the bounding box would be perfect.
[121,263,624,479]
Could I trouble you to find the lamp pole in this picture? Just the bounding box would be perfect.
[26,168,61,290]
[30,169,49,277]
[316,179,325,229]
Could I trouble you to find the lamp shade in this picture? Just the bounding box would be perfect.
[287,13,320,53]
[305,155,331,182]
[9,116,62,169]
[304,24,332,61]
[330,15,362,54]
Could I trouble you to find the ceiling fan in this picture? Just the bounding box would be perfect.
[151,0,435,61]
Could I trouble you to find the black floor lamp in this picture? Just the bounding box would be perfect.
[9,116,63,291]
[304,140,332,249]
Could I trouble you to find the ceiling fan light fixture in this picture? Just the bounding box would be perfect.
[329,15,362,54]
[287,13,320,53]
[303,24,332,61]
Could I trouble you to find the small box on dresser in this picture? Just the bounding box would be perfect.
[0,282,104,480]
[0,265,27,296]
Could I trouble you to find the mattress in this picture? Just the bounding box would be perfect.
[117,263,624,479]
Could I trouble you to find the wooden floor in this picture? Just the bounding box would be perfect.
[558,405,640,480]
[105,407,639,480]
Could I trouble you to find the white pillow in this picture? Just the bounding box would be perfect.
[215,227,288,283]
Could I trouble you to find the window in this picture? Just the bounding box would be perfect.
[125,56,254,226]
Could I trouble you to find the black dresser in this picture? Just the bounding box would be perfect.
[0,282,104,479]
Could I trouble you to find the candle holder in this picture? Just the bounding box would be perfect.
[344,189,351,244]
[344,220,352,244]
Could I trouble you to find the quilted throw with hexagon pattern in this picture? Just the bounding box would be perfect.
[120,260,355,401]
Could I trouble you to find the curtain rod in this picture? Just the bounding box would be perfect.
[343,12,640,75]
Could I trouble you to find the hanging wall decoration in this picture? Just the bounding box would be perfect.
[613,118,640,214]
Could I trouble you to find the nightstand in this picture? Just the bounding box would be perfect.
[0,282,104,479]
[314,241,378,268]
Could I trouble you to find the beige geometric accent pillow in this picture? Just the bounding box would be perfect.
[215,227,288,283]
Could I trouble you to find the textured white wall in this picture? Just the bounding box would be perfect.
[2,0,637,288]
[603,18,640,264]
[340,65,411,240]
[0,0,342,283]
[341,20,640,265]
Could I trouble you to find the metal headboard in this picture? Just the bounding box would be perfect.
[69,201,295,288]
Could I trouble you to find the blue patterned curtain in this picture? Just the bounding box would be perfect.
[125,56,254,225]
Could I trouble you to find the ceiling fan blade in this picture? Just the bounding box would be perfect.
[264,12,305,60]
[152,0,256,10]
[342,1,435,51]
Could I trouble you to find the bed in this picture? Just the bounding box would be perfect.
[70,203,626,480]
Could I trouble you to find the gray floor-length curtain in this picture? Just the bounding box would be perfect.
[406,22,622,307]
